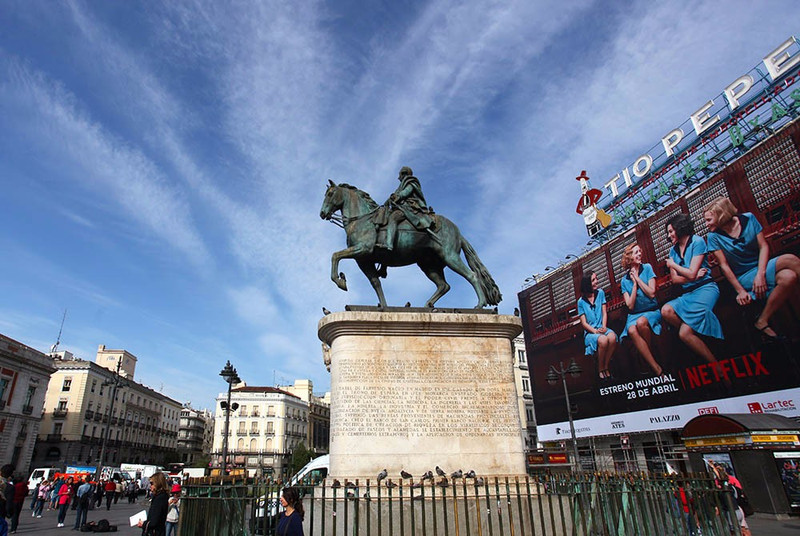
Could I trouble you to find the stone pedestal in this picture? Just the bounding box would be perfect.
[318,310,525,478]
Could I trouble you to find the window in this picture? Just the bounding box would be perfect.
[239,405,247,417]
[517,349,526,364]
[267,405,275,417]
[0,378,8,401]
[24,386,36,406]
[99,384,104,396]
[91,380,96,393]
[522,378,530,393]
[251,407,260,417]
[62,378,72,392]
[53,423,63,435]
[57,400,68,411]
[266,422,274,434]
[92,426,97,437]
[526,408,535,422]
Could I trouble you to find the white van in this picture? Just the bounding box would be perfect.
[289,454,329,487]
[28,467,59,493]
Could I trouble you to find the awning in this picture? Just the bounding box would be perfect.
[681,413,800,449]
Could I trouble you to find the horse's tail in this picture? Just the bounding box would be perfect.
[461,237,502,306]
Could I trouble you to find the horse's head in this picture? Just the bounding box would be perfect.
[320,179,343,220]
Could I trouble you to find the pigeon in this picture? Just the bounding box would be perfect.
[345,481,357,488]
[451,469,463,479]
[465,470,476,479]
[474,477,485,487]
[412,494,424,501]
[435,466,446,477]
[513,307,520,317]
[332,479,341,489]
[404,302,411,307]
[400,470,413,479]
[322,307,331,315]
[437,477,449,488]
[385,480,398,489]
[363,492,371,501]
[421,470,434,481]
[411,481,423,489]
[377,469,388,482]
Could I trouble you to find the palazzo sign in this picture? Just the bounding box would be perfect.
[579,36,800,238]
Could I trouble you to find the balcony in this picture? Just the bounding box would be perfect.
[249,430,260,436]
[46,434,62,442]
[236,430,247,436]
[85,410,95,420]
[93,413,102,422]
[53,408,68,418]
[110,417,118,425]
[22,405,34,415]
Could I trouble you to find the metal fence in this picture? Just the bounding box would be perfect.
[180,473,742,536]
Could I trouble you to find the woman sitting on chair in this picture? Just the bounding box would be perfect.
[578,270,617,380]
[661,213,723,363]
[704,196,800,339]
[619,243,664,376]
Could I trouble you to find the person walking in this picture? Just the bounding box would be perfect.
[114,480,123,504]
[104,479,116,510]
[73,478,93,531]
[33,479,51,518]
[56,477,73,528]
[137,472,168,536]
[165,484,181,536]
[10,474,27,533]
[127,480,137,504]
[93,480,104,508]
[276,487,305,536]
[0,464,15,536]
[29,482,39,512]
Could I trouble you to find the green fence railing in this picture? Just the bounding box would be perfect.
[179,473,742,536]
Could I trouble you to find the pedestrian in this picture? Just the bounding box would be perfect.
[166,484,181,536]
[276,487,305,536]
[34,479,51,517]
[50,476,63,510]
[29,482,39,512]
[0,464,15,536]
[94,480,104,508]
[73,478,93,531]
[10,474,27,533]
[56,477,73,527]
[70,477,81,510]
[137,472,168,536]
[127,480,137,504]
[104,479,116,510]
[114,479,123,504]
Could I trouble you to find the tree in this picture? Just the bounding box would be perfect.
[289,443,312,475]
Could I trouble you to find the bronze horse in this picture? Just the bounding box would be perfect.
[320,181,502,308]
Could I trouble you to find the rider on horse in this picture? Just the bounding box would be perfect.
[375,166,438,251]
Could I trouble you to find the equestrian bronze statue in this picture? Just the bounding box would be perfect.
[320,167,502,308]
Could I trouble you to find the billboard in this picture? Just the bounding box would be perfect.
[520,117,800,443]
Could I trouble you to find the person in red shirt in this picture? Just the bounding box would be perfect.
[10,474,28,533]
[56,477,73,528]
[105,479,117,510]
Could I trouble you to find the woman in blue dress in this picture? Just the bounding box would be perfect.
[704,196,800,339]
[578,271,617,380]
[276,486,305,536]
[619,243,664,375]
[661,213,723,363]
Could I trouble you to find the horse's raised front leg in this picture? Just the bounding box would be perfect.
[331,245,371,291]
[357,258,388,308]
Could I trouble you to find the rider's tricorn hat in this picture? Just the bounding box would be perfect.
[399,166,413,177]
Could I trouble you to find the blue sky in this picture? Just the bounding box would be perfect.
[1,1,796,409]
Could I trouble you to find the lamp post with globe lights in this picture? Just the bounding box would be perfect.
[546,358,583,473]
[219,360,241,476]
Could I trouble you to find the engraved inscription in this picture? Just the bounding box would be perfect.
[332,356,520,438]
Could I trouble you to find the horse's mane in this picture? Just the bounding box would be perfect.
[338,183,380,210]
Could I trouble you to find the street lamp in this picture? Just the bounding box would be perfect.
[219,360,241,476]
[96,360,127,480]
[546,358,583,473]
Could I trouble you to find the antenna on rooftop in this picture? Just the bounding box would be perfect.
[50,309,68,354]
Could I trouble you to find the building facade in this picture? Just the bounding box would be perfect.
[278,380,330,455]
[0,334,56,474]
[177,404,213,465]
[511,336,537,450]
[212,385,309,479]
[33,345,182,468]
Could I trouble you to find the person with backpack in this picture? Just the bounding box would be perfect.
[165,484,181,536]
[73,478,93,531]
